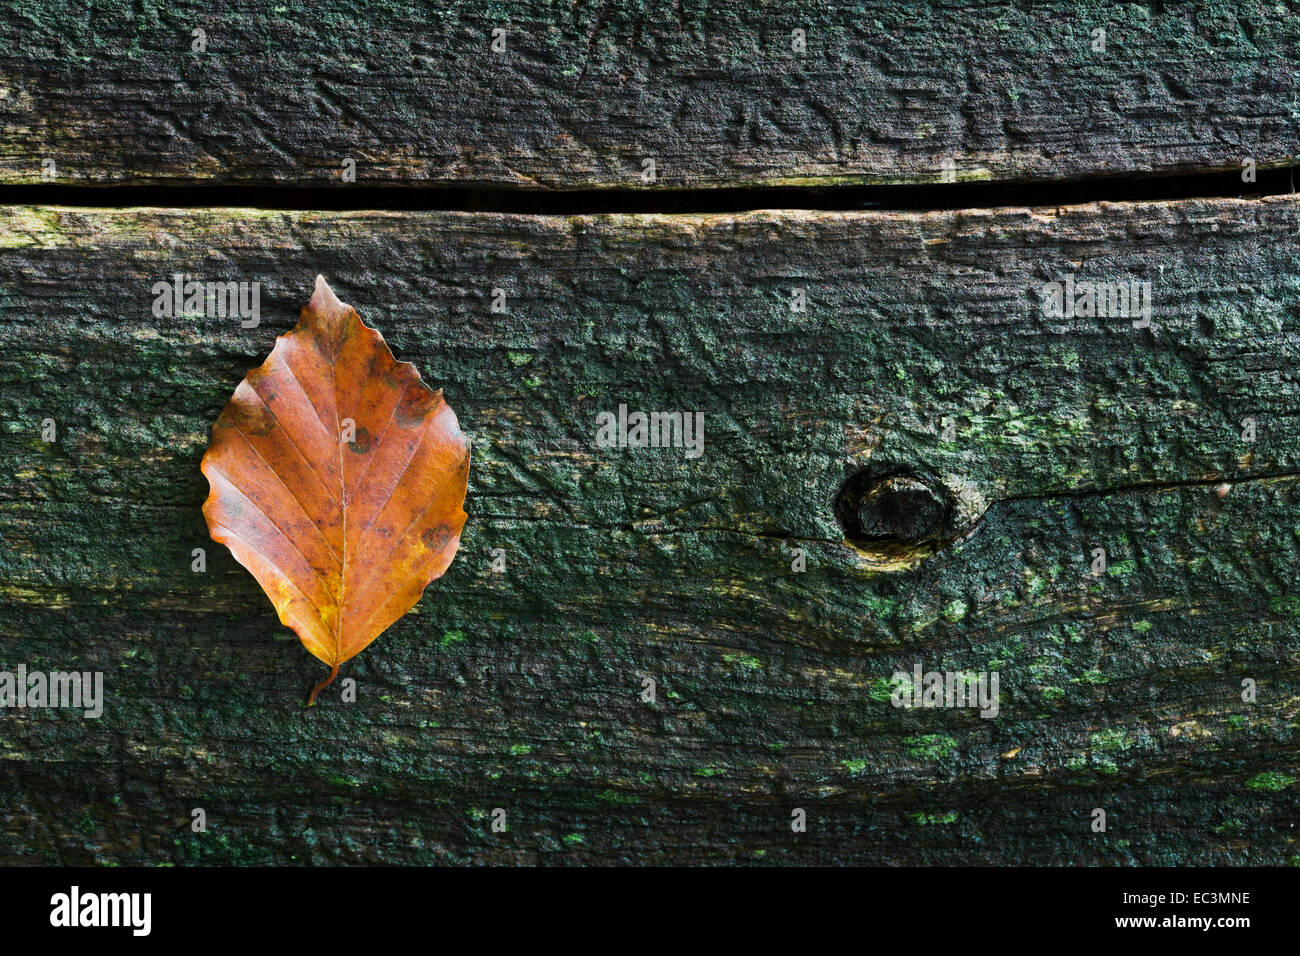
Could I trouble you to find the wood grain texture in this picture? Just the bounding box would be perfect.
[2,1,1298,187]
[1,199,1298,864]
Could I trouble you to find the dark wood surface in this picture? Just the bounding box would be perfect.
[2,1,1298,187]
[1,200,1297,864]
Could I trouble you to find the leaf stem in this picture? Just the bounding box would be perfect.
[307,664,340,707]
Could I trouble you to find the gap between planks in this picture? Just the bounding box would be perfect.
[0,164,1296,215]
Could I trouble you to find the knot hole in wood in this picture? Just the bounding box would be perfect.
[833,470,984,570]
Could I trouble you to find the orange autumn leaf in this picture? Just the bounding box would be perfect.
[200,276,470,704]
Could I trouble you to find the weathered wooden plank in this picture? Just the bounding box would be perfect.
[2,1,1298,187]
[1,199,1298,865]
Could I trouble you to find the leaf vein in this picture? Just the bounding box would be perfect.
[207,475,337,607]
[282,354,338,443]
[348,429,455,603]
[218,431,343,569]
[248,381,341,510]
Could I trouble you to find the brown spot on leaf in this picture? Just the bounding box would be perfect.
[348,426,373,454]
[421,524,454,552]
[232,397,277,437]
[396,386,442,429]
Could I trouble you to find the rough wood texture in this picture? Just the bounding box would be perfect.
[2,1,1298,187]
[1,199,1299,865]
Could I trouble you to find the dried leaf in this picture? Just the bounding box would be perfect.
[200,276,470,704]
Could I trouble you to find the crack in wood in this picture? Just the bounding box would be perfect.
[0,164,1297,214]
